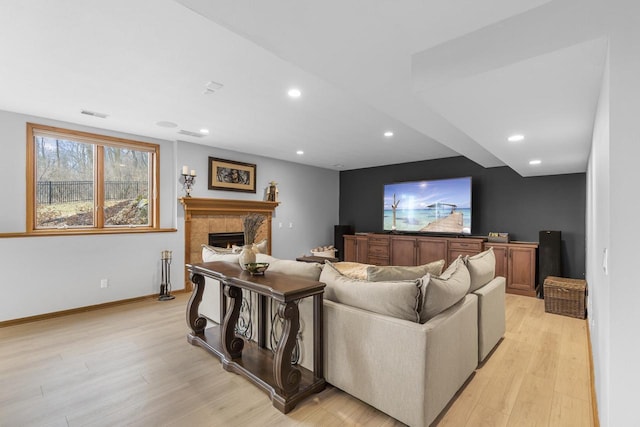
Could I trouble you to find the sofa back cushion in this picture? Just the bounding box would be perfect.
[420,256,471,322]
[464,247,496,292]
[268,259,322,281]
[321,262,421,322]
[201,250,321,281]
[366,259,445,282]
[255,253,278,264]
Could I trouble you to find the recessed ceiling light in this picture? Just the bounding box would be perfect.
[529,159,542,165]
[156,121,178,128]
[296,150,304,155]
[384,131,394,137]
[288,88,302,98]
[199,128,209,134]
[333,163,344,168]
[508,134,525,142]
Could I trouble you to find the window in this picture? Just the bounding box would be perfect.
[26,123,159,233]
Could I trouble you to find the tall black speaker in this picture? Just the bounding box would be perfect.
[538,230,562,298]
[334,225,353,261]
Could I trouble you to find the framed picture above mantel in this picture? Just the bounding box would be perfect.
[208,157,256,193]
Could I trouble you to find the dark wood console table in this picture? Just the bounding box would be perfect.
[186,261,326,413]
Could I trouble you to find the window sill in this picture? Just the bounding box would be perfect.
[0,228,177,238]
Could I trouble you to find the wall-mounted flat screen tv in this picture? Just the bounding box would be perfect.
[383,176,472,234]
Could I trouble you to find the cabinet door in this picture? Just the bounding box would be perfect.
[508,246,536,296]
[344,236,357,262]
[356,236,369,264]
[416,237,448,265]
[390,236,416,265]
[486,244,508,279]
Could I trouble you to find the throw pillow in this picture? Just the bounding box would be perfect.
[252,239,268,254]
[202,245,240,263]
[268,259,323,281]
[201,244,234,254]
[420,256,471,323]
[464,247,496,292]
[320,262,421,322]
[328,261,373,280]
[366,259,445,282]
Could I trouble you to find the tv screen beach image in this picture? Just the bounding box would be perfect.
[383,177,472,234]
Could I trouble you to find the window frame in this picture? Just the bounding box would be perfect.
[26,123,160,234]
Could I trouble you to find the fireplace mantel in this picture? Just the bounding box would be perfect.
[180,197,279,218]
[180,197,279,290]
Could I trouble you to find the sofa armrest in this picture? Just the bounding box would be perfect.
[322,294,478,427]
[473,276,506,362]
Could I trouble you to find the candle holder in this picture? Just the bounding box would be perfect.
[182,172,196,197]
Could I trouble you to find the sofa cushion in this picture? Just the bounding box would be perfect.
[320,262,421,322]
[366,259,445,282]
[464,247,496,292]
[420,256,471,322]
[268,259,322,281]
[330,261,373,280]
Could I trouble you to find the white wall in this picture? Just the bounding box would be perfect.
[587,3,640,424]
[586,49,610,425]
[0,110,339,322]
[606,5,640,425]
[176,140,339,260]
[0,110,183,322]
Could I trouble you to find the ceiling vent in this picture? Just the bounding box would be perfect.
[178,129,204,138]
[203,81,224,95]
[81,109,108,118]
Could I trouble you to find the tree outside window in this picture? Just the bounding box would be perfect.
[27,123,159,233]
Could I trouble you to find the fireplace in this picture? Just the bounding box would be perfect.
[180,197,279,291]
[209,232,244,248]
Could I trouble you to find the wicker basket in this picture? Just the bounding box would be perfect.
[543,276,587,319]
[310,248,337,258]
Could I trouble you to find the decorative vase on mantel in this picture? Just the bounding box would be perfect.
[239,245,256,270]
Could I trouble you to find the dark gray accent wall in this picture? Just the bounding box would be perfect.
[339,156,586,278]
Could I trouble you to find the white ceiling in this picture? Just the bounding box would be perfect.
[0,0,614,176]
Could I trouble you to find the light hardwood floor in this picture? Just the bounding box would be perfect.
[0,293,594,426]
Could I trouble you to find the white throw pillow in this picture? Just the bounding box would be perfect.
[202,245,240,263]
[320,262,421,322]
[464,247,496,292]
[252,239,268,254]
[201,244,234,254]
[420,256,471,323]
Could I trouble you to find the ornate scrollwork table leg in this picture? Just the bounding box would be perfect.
[222,283,244,359]
[274,301,302,396]
[186,272,207,335]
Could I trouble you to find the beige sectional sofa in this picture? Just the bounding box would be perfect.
[197,246,505,427]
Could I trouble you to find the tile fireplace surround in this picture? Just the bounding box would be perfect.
[179,197,279,290]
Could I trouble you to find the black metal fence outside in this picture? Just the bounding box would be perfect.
[36,181,148,204]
